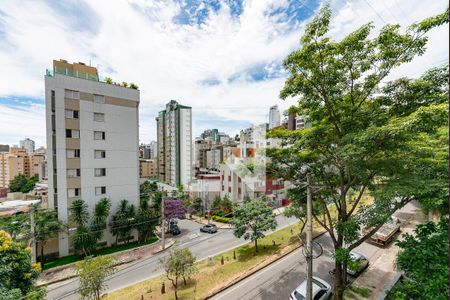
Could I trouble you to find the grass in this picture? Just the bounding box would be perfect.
[105,195,374,300]
[42,236,158,270]
[344,285,372,299]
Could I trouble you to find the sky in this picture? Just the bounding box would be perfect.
[0,0,448,147]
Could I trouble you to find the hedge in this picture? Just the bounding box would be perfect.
[211,215,232,223]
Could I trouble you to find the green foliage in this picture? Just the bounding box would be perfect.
[129,83,138,89]
[104,77,113,84]
[70,199,89,226]
[90,198,111,242]
[110,199,136,245]
[0,230,44,299]
[267,4,448,298]
[135,198,158,243]
[192,197,204,214]
[76,255,117,300]
[34,208,65,263]
[160,248,197,299]
[211,215,232,223]
[9,174,38,193]
[232,199,277,253]
[0,213,30,240]
[388,217,449,300]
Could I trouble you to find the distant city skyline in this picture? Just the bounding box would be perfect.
[0,0,448,146]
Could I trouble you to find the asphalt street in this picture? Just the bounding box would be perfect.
[46,214,298,300]
[211,233,379,300]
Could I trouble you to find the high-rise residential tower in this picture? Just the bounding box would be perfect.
[269,105,281,129]
[20,138,35,154]
[45,59,140,256]
[156,100,192,187]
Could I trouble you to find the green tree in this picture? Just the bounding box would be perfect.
[160,248,197,300]
[90,198,111,242]
[75,255,116,300]
[34,208,65,264]
[266,6,448,299]
[70,199,95,256]
[9,174,28,192]
[0,213,29,240]
[104,77,113,84]
[135,198,158,243]
[232,199,277,254]
[0,230,45,299]
[192,197,204,214]
[21,176,38,193]
[388,217,448,299]
[110,199,136,244]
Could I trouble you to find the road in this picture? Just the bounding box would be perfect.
[46,214,298,300]
[211,234,379,300]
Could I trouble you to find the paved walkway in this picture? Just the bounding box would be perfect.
[348,200,424,299]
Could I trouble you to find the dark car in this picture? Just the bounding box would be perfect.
[171,224,181,235]
[200,224,218,233]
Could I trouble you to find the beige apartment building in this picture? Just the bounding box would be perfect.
[0,147,44,188]
[45,59,140,257]
[139,159,157,179]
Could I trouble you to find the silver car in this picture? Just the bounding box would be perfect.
[329,251,369,277]
[290,276,332,300]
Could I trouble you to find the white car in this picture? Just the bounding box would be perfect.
[290,276,332,300]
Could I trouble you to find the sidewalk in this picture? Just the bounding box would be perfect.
[347,201,424,299]
[37,238,175,286]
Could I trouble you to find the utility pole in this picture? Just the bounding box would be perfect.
[161,191,165,250]
[306,173,313,300]
[30,206,36,263]
[206,182,210,224]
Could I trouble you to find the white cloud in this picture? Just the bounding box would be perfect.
[0,0,448,147]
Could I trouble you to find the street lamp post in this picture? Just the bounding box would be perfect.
[306,173,313,300]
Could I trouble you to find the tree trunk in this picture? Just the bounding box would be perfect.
[174,277,178,300]
[333,261,345,300]
[254,239,258,254]
[183,276,187,286]
[40,241,46,264]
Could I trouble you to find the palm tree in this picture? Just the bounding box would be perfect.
[110,200,136,245]
[135,198,158,242]
[35,208,65,263]
[70,199,93,256]
[70,199,89,226]
[90,198,111,242]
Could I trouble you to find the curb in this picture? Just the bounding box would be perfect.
[37,238,175,287]
[204,230,328,299]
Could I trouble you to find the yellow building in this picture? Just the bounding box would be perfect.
[0,147,45,188]
[140,159,157,179]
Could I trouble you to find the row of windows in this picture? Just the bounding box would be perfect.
[65,89,105,104]
[65,109,105,122]
[65,130,106,140]
[66,168,105,177]
[66,149,106,158]
[67,186,106,197]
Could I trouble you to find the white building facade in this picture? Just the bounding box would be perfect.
[45,60,140,256]
[269,105,280,129]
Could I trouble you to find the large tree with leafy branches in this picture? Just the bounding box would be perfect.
[387,217,449,300]
[266,5,448,298]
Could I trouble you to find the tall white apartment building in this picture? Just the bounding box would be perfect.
[269,105,281,129]
[20,138,35,154]
[45,59,140,256]
[156,100,192,187]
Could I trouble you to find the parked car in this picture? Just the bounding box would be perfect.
[290,276,332,300]
[329,251,369,277]
[200,224,218,234]
[170,224,181,235]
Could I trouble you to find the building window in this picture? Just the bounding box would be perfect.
[93,94,105,104]
[66,129,80,138]
[67,188,80,198]
[94,112,105,122]
[94,168,106,177]
[66,149,80,158]
[95,186,106,195]
[94,150,106,159]
[65,89,80,99]
[94,131,106,140]
[67,169,80,177]
[65,109,79,119]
